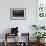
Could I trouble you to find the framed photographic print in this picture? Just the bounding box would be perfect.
[10,8,26,20]
[37,0,46,19]
[36,0,46,26]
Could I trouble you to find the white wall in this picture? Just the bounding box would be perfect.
[0,0,36,42]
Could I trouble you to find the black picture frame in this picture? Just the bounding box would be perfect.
[10,8,26,20]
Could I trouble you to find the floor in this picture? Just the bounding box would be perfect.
[0,42,46,46]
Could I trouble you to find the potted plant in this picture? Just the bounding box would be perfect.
[32,24,45,30]
[32,25,46,43]
[32,25,39,30]
[40,26,45,29]
[33,32,46,43]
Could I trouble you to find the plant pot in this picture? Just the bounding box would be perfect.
[37,39,40,43]
[37,39,45,44]
[40,38,45,43]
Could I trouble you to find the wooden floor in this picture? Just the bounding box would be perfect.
[0,42,46,46]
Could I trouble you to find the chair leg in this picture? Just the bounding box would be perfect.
[4,41,7,46]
